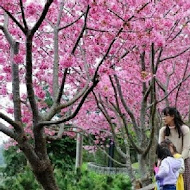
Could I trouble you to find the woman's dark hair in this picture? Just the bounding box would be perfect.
[162,107,184,138]
[156,144,173,160]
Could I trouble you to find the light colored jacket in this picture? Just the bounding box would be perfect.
[156,156,182,186]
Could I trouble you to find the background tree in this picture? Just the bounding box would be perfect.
[74,0,190,186]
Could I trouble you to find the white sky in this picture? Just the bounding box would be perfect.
[0,132,9,145]
[0,118,10,145]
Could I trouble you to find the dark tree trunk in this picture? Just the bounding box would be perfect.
[32,159,59,190]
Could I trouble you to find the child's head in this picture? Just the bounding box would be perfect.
[156,143,173,160]
[160,139,177,155]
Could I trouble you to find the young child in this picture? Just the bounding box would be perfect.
[160,139,184,190]
[155,144,183,190]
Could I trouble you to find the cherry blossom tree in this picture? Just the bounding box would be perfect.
[74,0,190,186]
[0,0,190,189]
[0,1,100,189]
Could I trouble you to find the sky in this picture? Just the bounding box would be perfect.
[0,132,9,145]
[0,118,10,145]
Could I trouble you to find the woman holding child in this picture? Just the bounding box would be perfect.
[158,107,190,190]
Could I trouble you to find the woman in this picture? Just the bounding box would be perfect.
[159,107,190,190]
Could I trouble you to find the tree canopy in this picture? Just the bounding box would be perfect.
[0,0,190,189]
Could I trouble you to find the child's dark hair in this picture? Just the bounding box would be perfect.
[162,107,184,138]
[156,143,173,160]
[160,139,178,154]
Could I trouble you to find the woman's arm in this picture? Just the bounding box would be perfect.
[182,126,190,159]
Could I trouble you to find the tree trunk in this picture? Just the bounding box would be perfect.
[125,146,136,185]
[138,154,151,187]
[32,159,59,190]
[75,133,83,169]
[19,138,59,190]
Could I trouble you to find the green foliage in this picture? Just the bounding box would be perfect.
[0,146,40,189]
[55,166,132,190]
[2,146,27,176]
[47,135,76,171]
[1,136,132,190]
[0,135,76,189]
[0,144,5,166]
[111,175,132,190]
[0,166,40,190]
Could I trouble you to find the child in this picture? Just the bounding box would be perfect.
[155,144,183,190]
[160,139,184,190]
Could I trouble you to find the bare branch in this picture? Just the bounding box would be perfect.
[154,47,163,72]
[0,112,22,132]
[0,122,15,139]
[86,27,109,33]
[114,75,139,133]
[46,124,65,141]
[56,82,89,110]
[0,14,14,46]
[155,78,166,92]
[93,93,127,159]
[108,2,150,22]
[108,8,125,22]
[56,68,68,103]
[160,46,190,62]
[0,6,26,34]
[31,0,53,36]
[166,19,180,41]
[58,12,85,31]
[148,73,190,108]
[71,5,90,55]
[19,0,28,30]
[45,83,90,120]
[175,59,189,107]
[170,20,190,42]
[109,76,120,110]
[94,27,124,78]
[121,113,144,154]
[56,1,64,27]
[38,77,99,127]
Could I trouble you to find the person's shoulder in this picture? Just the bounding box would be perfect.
[159,126,166,133]
[181,124,190,134]
[161,157,168,164]
[162,157,173,165]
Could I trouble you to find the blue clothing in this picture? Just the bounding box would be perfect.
[156,157,182,186]
[163,184,176,190]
